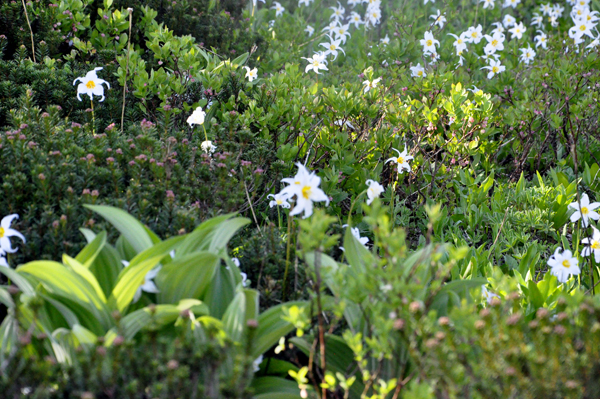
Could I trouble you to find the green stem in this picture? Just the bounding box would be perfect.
[90,99,95,136]
[282,210,293,302]
[202,124,208,142]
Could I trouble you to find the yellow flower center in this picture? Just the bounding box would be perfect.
[582,207,589,215]
[492,66,499,73]
[86,80,96,89]
[417,71,423,76]
[276,199,283,205]
[592,241,600,250]
[426,40,433,46]
[330,44,336,50]
[492,40,498,46]
[301,186,312,199]
[562,259,571,268]
[397,157,404,164]
[471,32,478,38]
[581,25,587,31]
[313,61,319,67]
[0,227,4,238]
[458,39,463,44]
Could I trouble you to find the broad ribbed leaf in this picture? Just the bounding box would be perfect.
[343,227,373,272]
[156,251,220,304]
[17,261,113,331]
[0,267,35,296]
[252,376,302,399]
[222,289,259,345]
[81,230,122,299]
[63,255,107,303]
[75,230,106,268]
[177,214,236,256]
[203,264,237,318]
[208,217,251,252]
[86,205,156,254]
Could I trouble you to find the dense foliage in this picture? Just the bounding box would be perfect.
[2,0,600,397]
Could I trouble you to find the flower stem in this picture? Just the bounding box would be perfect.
[21,0,36,63]
[90,99,96,136]
[121,8,133,134]
[282,209,293,302]
[202,124,208,142]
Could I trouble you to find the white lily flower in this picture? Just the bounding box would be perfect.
[380,34,390,45]
[340,225,369,252]
[305,25,315,36]
[201,140,217,154]
[187,106,206,127]
[481,0,495,9]
[73,67,111,102]
[320,36,345,60]
[245,66,258,82]
[278,163,329,219]
[302,53,329,74]
[0,215,26,255]
[366,179,384,205]
[0,256,8,268]
[268,193,291,208]
[385,147,413,174]
[481,285,500,304]
[508,22,526,40]
[547,248,580,283]
[430,9,446,28]
[420,31,440,54]
[464,25,483,43]
[582,226,600,263]
[481,59,505,79]
[272,1,284,17]
[503,0,520,9]
[503,14,516,27]
[534,30,548,49]
[483,31,505,54]
[410,63,426,77]
[362,77,382,93]
[568,193,600,227]
[348,12,364,28]
[519,46,536,64]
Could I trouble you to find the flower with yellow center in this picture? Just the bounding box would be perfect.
[365,179,384,205]
[582,226,600,263]
[569,193,600,227]
[244,66,258,82]
[278,163,329,218]
[73,67,111,102]
[385,146,414,174]
[0,214,26,255]
[268,193,291,209]
[547,247,580,283]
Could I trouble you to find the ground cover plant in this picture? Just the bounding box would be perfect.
[2,0,600,397]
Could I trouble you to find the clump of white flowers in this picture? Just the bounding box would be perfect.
[275,163,330,219]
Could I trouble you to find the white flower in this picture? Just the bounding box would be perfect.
[582,226,600,263]
[535,30,548,49]
[0,215,26,255]
[483,31,505,54]
[268,193,291,208]
[272,1,284,17]
[519,46,536,64]
[430,10,446,28]
[330,1,345,20]
[334,24,352,44]
[464,25,483,43]
[410,63,426,77]
[503,0,520,9]
[232,258,241,267]
[253,355,263,372]
[481,0,495,9]
[334,119,355,129]
[366,8,382,25]
[73,67,111,102]
[420,31,440,54]
[305,25,315,36]
[244,66,258,82]
[0,256,8,268]
[569,18,595,42]
[502,14,516,27]
[298,0,312,6]
[481,285,500,304]
[532,12,544,27]
[448,33,468,55]
[302,53,329,74]
[481,59,505,79]
[366,179,384,205]
[381,284,393,292]
[547,248,580,283]
[568,193,600,227]
[348,12,364,28]
[201,140,217,154]
[362,77,382,93]
[320,36,345,60]
[187,106,206,127]
[491,22,505,35]
[380,34,390,45]
[253,0,265,6]
[278,163,329,218]
[385,147,413,174]
[508,22,526,40]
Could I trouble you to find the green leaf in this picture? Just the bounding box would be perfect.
[81,230,122,299]
[63,255,107,303]
[86,205,156,254]
[156,251,221,305]
[75,230,106,268]
[222,288,259,345]
[252,376,302,399]
[203,263,237,318]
